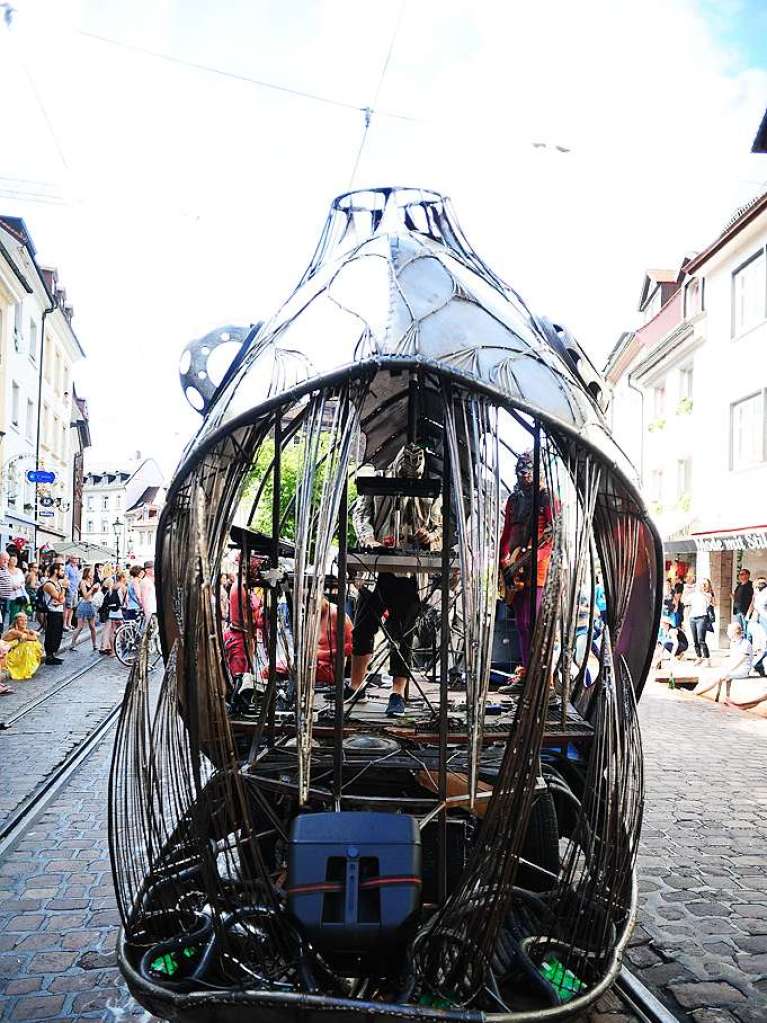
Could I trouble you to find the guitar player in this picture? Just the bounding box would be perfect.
[499,451,554,669]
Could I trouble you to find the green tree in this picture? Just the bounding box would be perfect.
[242,438,357,543]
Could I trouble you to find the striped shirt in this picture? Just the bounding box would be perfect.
[0,568,14,601]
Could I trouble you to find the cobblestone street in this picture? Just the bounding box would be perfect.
[630,681,767,1023]
[0,666,765,1021]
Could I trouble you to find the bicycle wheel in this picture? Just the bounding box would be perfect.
[115,621,139,666]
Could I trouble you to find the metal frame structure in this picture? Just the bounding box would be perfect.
[109,187,664,1022]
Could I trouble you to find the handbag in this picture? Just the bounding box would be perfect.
[706,604,715,623]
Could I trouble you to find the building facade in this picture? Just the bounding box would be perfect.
[0,216,89,557]
[81,457,164,562]
[606,192,767,645]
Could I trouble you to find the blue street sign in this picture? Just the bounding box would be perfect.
[40,510,55,517]
[26,470,56,484]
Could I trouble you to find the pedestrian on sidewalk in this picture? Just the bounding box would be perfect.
[6,555,27,622]
[63,556,81,632]
[732,568,753,639]
[749,576,767,677]
[69,567,100,652]
[693,621,753,702]
[42,560,66,665]
[140,560,156,622]
[0,551,13,631]
[689,578,715,666]
[124,565,143,621]
[99,575,125,656]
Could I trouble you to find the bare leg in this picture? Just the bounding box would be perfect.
[694,673,725,697]
[89,620,97,650]
[350,652,372,690]
[69,623,83,650]
[64,607,72,630]
[391,676,407,697]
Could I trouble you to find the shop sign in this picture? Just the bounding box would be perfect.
[40,510,55,518]
[694,531,767,553]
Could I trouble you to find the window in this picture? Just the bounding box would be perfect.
[53,415,60,456]
[732,251,766,336]
[11,382,20,427]
[679,365,693,401]
[677,458,691,494]
[731,392,764,470]
[25,399,34,441]
[101,518,109,533]
[54,350,62,393]
[44,342,52,383]
[61,424,67,460]
[102,495,109,511]
[13,304,22,351]
[653,384,666,418]
[86,495,93,511]
[29,319,38,361]
[86,518,94,533]
[42,403,50,447]
[115,494,121,509]
[683,277,703,319]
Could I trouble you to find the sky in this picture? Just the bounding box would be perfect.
[0,0,765,479]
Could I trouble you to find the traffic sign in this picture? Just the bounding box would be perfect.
[40,496,54,508]
[40,510,55,517]
[26,470,56,484]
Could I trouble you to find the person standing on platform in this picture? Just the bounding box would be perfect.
[498,451,554,668]
[349,443,442,717]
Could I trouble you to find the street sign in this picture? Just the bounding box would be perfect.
[40,496,54,508]
[40,510,55,517]
[26,470,56,484]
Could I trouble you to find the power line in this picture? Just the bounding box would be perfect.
[347,0,408,190]
[78,29,420,123]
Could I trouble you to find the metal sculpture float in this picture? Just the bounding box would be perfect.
[109,187,663,1021]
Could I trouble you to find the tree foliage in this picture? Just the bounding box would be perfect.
[243,438,357,543]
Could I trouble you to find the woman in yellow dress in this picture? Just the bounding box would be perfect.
[3,612,44,680]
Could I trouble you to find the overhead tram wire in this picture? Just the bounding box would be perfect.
[347,0,408,190]
[77,29,420,124]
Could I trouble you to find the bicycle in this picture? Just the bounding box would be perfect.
[114,613,163,670]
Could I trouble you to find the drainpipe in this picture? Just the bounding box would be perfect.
[34,297,56,557]
[627,373,645,486]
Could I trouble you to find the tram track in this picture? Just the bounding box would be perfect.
[613,966,682,1023]
[0,694,122,859]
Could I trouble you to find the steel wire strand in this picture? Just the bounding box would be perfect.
[414,522,565,1005]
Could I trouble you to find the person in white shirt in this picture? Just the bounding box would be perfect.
[140,560,157,619]
[688,579,715,667]
[693,622,752,702]
[748,576,767,678]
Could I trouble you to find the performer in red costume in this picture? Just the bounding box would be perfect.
[499,451,554,667]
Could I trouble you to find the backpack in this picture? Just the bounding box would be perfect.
[35,587,48,613]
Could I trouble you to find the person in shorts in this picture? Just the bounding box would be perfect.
[69,566,100,652]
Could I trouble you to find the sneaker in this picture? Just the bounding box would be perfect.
[45,656,64,665]
[345,684,367,703]
[385,693,406,717]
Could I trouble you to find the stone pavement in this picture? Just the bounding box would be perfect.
[0,643,125,832]
[628,680,767,1023]
[0,723,641,1021]
[7,662,766,1021]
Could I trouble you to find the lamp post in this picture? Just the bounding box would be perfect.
[113,516,123,568]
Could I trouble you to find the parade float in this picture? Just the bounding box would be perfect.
[109,187,663,1021]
